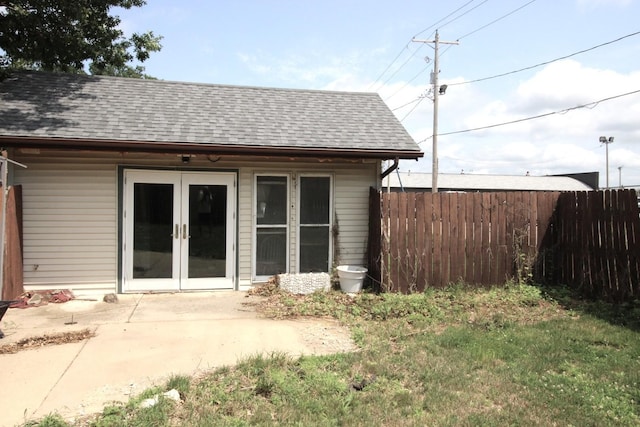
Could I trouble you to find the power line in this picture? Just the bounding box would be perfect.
[413,0,479,38]
[367,44,412,91]
[369,0,485,91]
[435,0,490,33]
[374,44,426,91]
[447,30,640,87]
[384,64,431,102]
[403,1,539,123]
[438,89,640,136]
[439,0,539,59]
[457,0,538,40]
[391,97,422,112]
[399,96,427,122]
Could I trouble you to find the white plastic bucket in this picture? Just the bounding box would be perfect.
[337,265,368,293]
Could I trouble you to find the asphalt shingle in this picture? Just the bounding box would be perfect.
[0,71,422,157]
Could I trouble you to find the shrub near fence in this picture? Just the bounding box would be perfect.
[369,189,640,301]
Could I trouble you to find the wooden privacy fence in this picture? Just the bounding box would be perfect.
[368,188,640,301]
[0,185,24,301]
[554,190,640,301]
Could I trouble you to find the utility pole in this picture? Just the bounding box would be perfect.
[413,30,458,193]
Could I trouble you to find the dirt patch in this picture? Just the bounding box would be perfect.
[0,328,95,354]
[295,317,358,354]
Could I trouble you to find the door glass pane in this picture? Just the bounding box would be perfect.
[189,185,227,278]
[300,177,330,224]
[256,228,287,276]
[257,176,287,225]
[133,183,173,279]
[299,226,329,272]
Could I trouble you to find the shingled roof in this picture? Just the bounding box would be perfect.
[0,71,422,160]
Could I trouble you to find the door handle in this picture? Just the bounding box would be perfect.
[182,224,190,239]
[173,224,179,239]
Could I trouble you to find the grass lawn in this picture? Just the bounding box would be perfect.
[31,283,640,426]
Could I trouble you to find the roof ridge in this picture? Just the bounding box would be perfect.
[8,69,378,97]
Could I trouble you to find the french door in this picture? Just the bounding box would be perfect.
[122,170,236,292]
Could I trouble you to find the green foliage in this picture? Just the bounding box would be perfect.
[90,404,128,426]
[28,286,640,426]
[0,0,162,78]
[166,374,191,398]
[25,414,69,427]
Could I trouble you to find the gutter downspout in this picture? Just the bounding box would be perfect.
[381,157,399,180]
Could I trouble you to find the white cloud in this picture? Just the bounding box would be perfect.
[237,49,371,89]
[236,45,640,187]
[393,59,640,187]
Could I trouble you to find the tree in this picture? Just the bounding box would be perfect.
[0,0,162,79]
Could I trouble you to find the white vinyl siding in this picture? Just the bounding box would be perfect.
[11,150,379,293]
[333,166,377,268]
[14,159,117,296]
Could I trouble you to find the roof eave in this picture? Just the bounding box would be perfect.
[0,136,424,160]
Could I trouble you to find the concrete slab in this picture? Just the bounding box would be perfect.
[0,291,356,426]
[0,343,86,426]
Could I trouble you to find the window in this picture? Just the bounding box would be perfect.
[253,173,333,280]
[254,175,288,277]
[298,176,332,273]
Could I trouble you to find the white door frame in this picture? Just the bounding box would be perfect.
[122,169,236,292]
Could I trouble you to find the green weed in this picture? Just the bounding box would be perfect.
[25,284,640,426]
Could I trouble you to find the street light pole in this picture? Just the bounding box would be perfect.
[618,166,623,189]
[599,136,614,189]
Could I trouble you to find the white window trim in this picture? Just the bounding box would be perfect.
[252,173,290,282]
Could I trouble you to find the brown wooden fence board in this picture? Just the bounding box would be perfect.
[423,193,434,286]
[630,190,640,294]
[625,190,640,293]
[398,193,408,293]
[467,193,482,284]
[431,194,441,287]
[407,193,416,288]
[603,191,615,295]
[535,192,559,282]
[367,187,382,291]
[612,191,623,295]
[575,191,589,292]
[593,191,603,292]
[448,193,459,282]
[1,185,24,300]
[465,193,475,283]
[620,190,634,297]
[504,192,515,282]
[606,191,616,295]
[442,193,453,285]
[371,189,640,300]
[480,193,492,285]
[415,194,426,287]
[456,193,466,282]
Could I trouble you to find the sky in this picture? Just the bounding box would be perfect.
[117,0,640,188]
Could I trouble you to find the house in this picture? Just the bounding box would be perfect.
[385,171,596,193]
[0,71,422,296]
